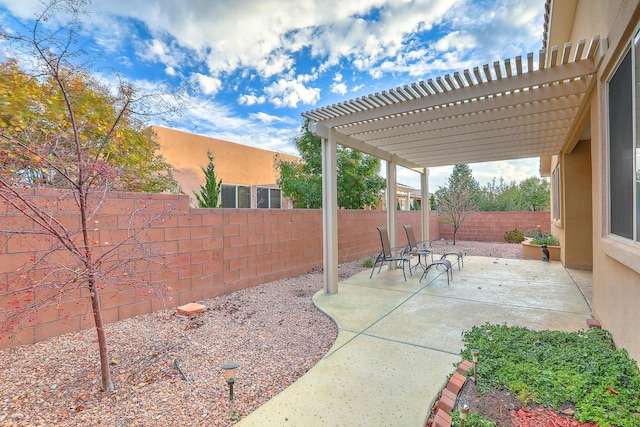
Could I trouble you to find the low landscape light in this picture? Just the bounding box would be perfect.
[221,361,240,401]
[471,349,479,380]
[458,401,470,427]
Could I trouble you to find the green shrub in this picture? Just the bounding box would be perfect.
[524,228,552,239]
[503,228,525,243]
[362,257,375,268]
[530,235,559,246]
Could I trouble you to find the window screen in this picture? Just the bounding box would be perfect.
[238,186,251,208]
[257,187,269,208]
[608,50,634,239]
[270,188,282,208]
[221,184,236,208]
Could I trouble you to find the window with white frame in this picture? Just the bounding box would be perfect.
[551,165,561,222]
[608,31,640,242]
[221,184,251,208]
[256,187,282,208]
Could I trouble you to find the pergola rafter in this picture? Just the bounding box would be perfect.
[303,35,600,168]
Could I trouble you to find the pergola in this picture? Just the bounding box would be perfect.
[301,35,604,294]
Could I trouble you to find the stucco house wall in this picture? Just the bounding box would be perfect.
[547,0,640,363]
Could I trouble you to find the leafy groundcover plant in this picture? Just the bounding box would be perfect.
[459,323,640,427]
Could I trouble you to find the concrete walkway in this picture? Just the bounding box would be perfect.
[238,256,593,427]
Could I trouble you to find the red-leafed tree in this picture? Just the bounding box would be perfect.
[0,0,183,391]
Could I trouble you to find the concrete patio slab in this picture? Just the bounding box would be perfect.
[238,255,593,427]
[239,334,459,426]
[312,282,414,333]
[368,293,592,355]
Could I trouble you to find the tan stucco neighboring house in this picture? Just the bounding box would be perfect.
[152,125,300,208]
[302,0,640,364]
[379,183,424,211]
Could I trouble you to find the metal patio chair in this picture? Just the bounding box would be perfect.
[402,225,434,273]
[370,227,412,281]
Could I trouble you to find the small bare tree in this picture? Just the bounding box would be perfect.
[0,0,182,391]
[435,165,479,245]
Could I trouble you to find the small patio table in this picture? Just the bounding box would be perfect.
[409,244,433,273]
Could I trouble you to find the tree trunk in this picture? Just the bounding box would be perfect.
[90,285,113,392]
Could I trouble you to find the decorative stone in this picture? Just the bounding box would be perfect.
[177,303,207,316]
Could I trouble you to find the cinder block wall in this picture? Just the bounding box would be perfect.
[0,191,407,348]
[0,189,548,348]
[432,211,551,242]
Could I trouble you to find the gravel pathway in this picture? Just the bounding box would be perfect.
[0,241,520,426]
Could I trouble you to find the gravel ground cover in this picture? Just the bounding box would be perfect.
[0,241,520,426]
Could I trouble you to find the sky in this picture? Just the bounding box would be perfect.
[0,0,547,192]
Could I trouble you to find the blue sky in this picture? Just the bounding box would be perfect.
[0,0,547,191]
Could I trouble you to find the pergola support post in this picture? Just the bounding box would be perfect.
[322,128,339,294]
[421,169,430,242]
[386,158,398,269]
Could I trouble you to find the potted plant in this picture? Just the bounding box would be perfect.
[520,226,560,260]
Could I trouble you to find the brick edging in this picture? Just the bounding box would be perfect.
[428,361,474,427]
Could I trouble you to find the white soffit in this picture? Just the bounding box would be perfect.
[302,36,601,170]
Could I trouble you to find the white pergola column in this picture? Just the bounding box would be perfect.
[421,168,430,242]
[322,129,339,294]
[386,158,397,266]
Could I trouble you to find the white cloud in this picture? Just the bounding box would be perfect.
[368,68,383,79]
[331,82,347,95]
[115,55,133,68]
[330,72,347,94]
[256,51,295,78]
[238,93,266,106]
[249,112,297,125]
[137,39,180,67]
[193,73,222,95]
[434,31,477,52]
[265,74,321,108]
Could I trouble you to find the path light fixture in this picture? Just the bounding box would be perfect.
[485,329,493,342]
[221,361,240,402]
[458,401,470,427]
[471,348,479,381]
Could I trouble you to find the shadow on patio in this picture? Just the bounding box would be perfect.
[239,256,593,427]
